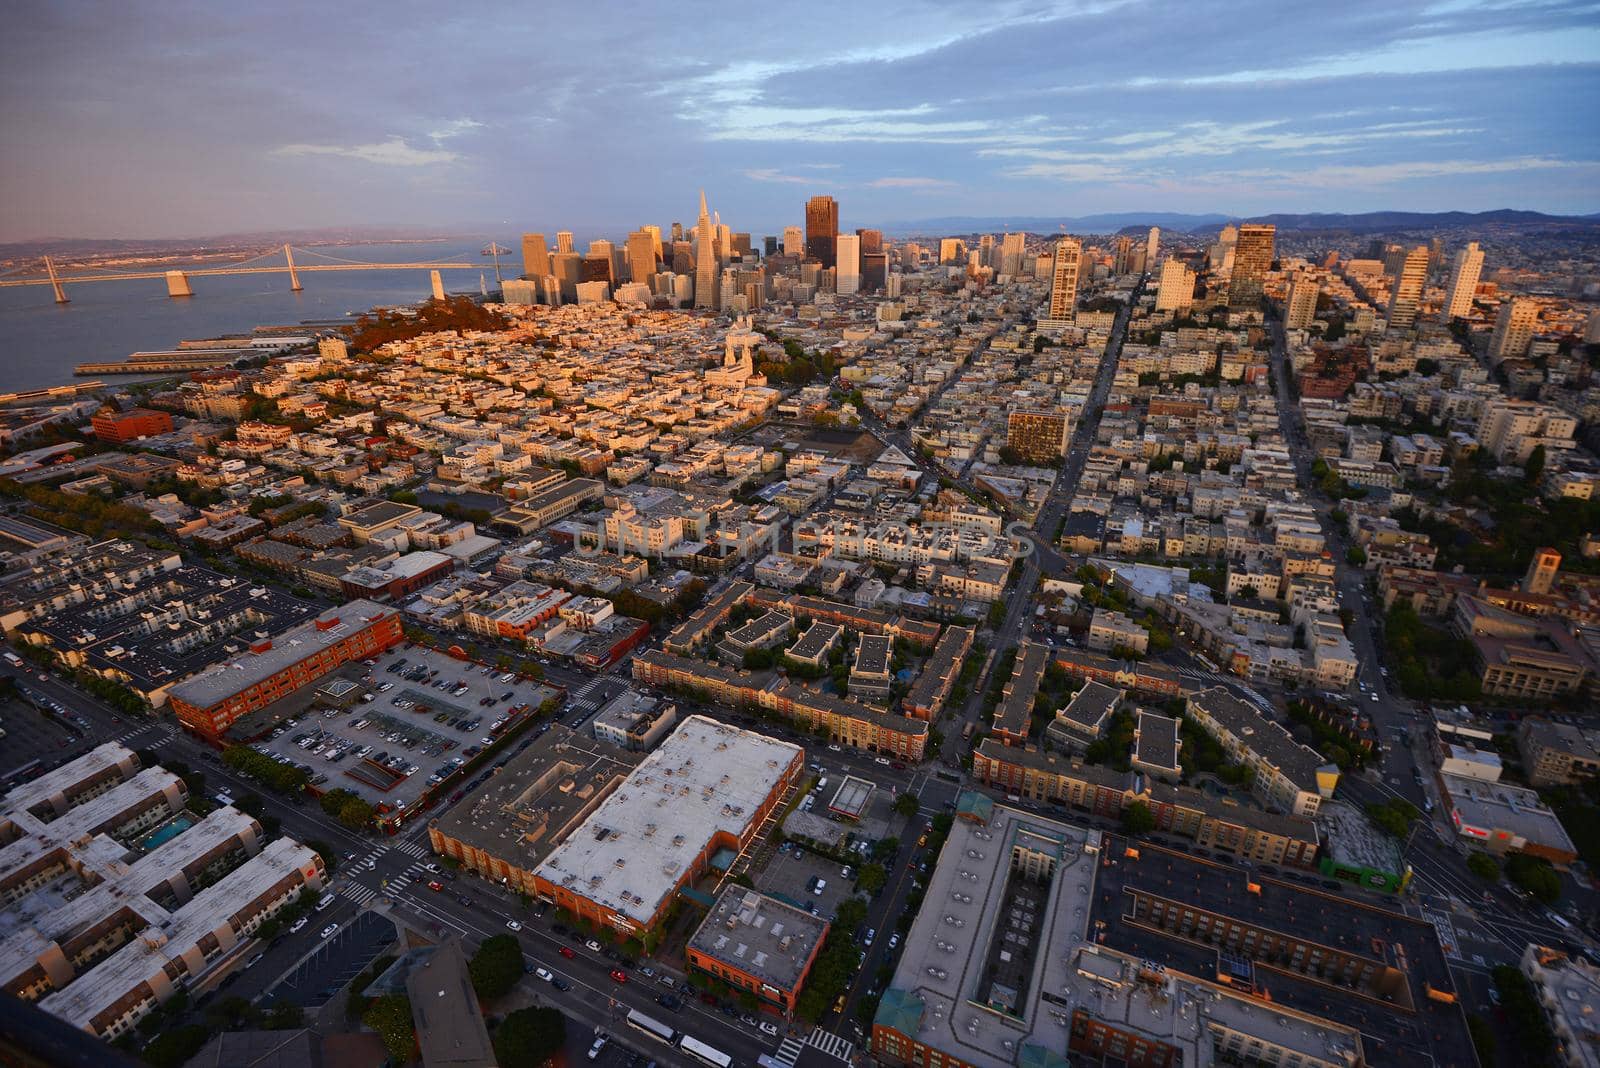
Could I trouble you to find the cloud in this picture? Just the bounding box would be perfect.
[428,118,484,142]
[272,137,460,167]
[868,177,955,189]
[743,168,814,184]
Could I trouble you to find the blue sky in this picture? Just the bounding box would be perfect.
[1,0,1596,240]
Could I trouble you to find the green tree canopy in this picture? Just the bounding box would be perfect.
[469,934,525,1001]
[362,994,415,1063]
[1121,800,1156,836]
[493,1006,567,1066]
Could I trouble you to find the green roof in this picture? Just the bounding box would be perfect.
[874,987,924,1036]
[1019,1044,1070,1068]
[956,790,994,824]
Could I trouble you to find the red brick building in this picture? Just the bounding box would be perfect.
[90,407,173,443]
[168,600,402,739]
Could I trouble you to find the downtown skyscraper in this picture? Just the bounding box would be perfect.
[805,195,839,268]
[694,190,718,309]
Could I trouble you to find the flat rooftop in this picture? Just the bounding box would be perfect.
[994,641,1049,737]
[1317,800,1405,875]
[1057,680,1122,738]
[877,799,1363,1068]
[1133,711,1179,774]
[406,940,495,1068]
[688,887,828,995]
[788,622,843,662]
[828,775,874,819]
[853,634,893,676]
[535,716,801,929]
[429,725,644,874]
[1188,686,1327,790]
[1089,837,1473,1066]
[1440,771,1578,852]
[167,599,397,709]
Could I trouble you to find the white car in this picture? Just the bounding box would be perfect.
[289,917,309,933]
[759,1021,780,1037]
[320,923,339,938]
[536,967,554,982]
[506,920,523,931]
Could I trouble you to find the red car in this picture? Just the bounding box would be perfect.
[427,881,444,891]
[558,946,576,959]
[609,969,628,984]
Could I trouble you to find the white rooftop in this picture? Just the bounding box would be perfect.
[534,715,800,929]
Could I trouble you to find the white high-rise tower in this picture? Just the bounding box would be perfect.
[1441,242,1484,322]
[1145,226,1160,268]
[835,234,861,295]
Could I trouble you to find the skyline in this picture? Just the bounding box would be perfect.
[2,1,1597,242]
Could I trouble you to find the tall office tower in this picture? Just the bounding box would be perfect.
[1000,232,1026,276]
[1154,259,1196,312]
[643,225,663,258]
[1043,237,1082,325]
[694,191,719,309]
[1489,298,1538,363]
[800,261,822,288]
[1441,242,1484,322]
[857,228,883,255]
[763,235,778,257]
[670,222,684,244]
[672,241,693,276]
[588,238,613,259]
[805,195,839,267]
[538,273,561,306]
[716,221,731,261]
[783,225,804,257]
[1381,244,1407,278]
[1285,272,1319,329]
[835,233,861,295]
[520,233,550,279]
[1146,226,1160,267]
[1113,236,1133,276]
[938,238,963,265]
[1428,236,1445,277]
[732,233,752,259]
[1363,239,1387,260]
[626,230,657,284]
[1386,245,1429,330]
[551,252,582,303]
[580,252,613,286]
[1229,224,1275,308]
[901,242,922,267]
[979,234,995,269]
[863,252,887,292]
[556,231,574,254]
[886,272,902,298]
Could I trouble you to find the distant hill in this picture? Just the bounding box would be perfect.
[1186,209,1600,236]
[880,208,1600,238]
[880,212,1230,236]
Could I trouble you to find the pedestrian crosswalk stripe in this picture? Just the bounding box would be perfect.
[775,1038,805,1065]
[807,1028,854,1062]
[342,884,377,906]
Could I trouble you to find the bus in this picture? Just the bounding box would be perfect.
[677,1034,733,1068]
[625,1009,677,1046]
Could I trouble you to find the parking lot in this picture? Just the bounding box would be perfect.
[260,911,393,1009]
[757,844,861,924]
[0,692,85,784]
[250,644,562,810]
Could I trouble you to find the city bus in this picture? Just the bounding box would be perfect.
[625,1008,677,1046]
[677,1033,733,1068]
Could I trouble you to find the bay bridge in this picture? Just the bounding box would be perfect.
[0,244,504,303]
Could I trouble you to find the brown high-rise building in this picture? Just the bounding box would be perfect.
[520,233,550,279]
[856,228,883,255]
[805,195,839,268]
[1230,223,1275,309]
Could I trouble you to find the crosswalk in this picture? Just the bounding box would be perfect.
[113,721,176,747]
[566,675,610,714]
[774,1037,805,1065]
[342,883,379,906]
[807,1027,855,1062]
[394,839,430,860]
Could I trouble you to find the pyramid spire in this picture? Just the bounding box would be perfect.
[698,189,708,219]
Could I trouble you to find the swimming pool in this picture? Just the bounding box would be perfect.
[139,814,195,851]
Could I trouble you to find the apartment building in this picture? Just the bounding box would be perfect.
[1185,687,1338,817]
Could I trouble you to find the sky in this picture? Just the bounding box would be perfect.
[1,0,1597,241]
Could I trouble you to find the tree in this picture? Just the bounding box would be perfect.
[892,793,920,820]
[1365,799,1418,839]
[1345,546,1367,566]
[1524,444,1547,484]
[338,796,375,830]
[141,1025,211,1068]
[1121,800,1156,836]
[857,863,888,895]
[362,994,416,1063]
[1505,853,1562,905]
[320,788,357,818]
[871,836,900,863]
[494,1006,567,1066]
[1467,852,1500,881]
[469,934,525,1000]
